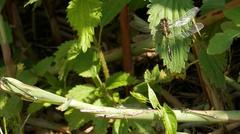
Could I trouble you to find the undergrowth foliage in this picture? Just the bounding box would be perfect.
[0,0,240,133]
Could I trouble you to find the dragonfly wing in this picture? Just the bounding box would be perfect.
[170,7,200,28]
[176,23,204,38]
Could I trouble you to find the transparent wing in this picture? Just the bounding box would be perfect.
[169,7,200,28]
[180,23,204,38]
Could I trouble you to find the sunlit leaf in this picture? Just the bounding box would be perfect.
[147,0,193,73]
[162,103,177,134]
[105,72,137,90]
[66,84,96,102]
[101,0,130,26]
[130,91,148,104]
[67,0,102,52]
[113,119,128,134]
[147,83,160,109]
[207,29,240,55]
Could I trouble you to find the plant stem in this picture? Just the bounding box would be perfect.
[3,117,7,134]
[1,77,240,123]
[96,26,109,80]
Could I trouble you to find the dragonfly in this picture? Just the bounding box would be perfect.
[159,7,204,60]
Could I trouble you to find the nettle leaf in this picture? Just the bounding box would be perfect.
[147,0,193,73]
[101,0,130,26]
[199,50,226,88]
[54,40,75,80]
[113,119,128,134]
[67,0,102,53]
[201,0,225,14]
[105,72,137,90]
[65,109,93,130]
[162,103,177,134]
[224,7,240,24]
[66,84,96,102]
[33,57,54,76]
[72,48,99,78]
[207,29,240,55]
[147,83,160,109]
[93,118,109,134]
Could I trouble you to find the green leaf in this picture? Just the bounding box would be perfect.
[147,83,160,109]
[220,21,240,32]
[54,40,75,80]
[101,0,130,26]
[16,70,38,85]
[66,84,96,102]
[67,0,102,52]
[201,0,225,14]
[224,7,240,24]
[129,119,156,134]
[33,57,54,76]
[27,103,43,114]
[207,29,240,55]
[113,119,128,134]
[147,0,193,73]
[130,91,148,104]
[144,65,161,83]
[93,118,109,134]
[0,95,22,118]
[162,103,177,134]
[129,0,148,11]
[199,50,226,88]
[72,48,99,78]
[65,109,93,130]
[105,72,137,90]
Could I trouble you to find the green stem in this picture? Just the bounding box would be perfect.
[96,26,109,80]
[3,117,7,134]
[1,77,240,123]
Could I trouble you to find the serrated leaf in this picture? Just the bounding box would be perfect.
[65,109,93,130]
[33,57,54,76]
[72,49,99,78]
[162,103,177,134]
[66,84,96,102]
[224,7,240,24]
[93,118,109,134]
[113,119,128,134]
[147,83,160,109]
[207,29,240,55]
[105,72,137,90]
[201,0,225,14]
[147,0,193,73]
[67,0,102,52]
[199,50,226,88]
[101,0,130,26]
